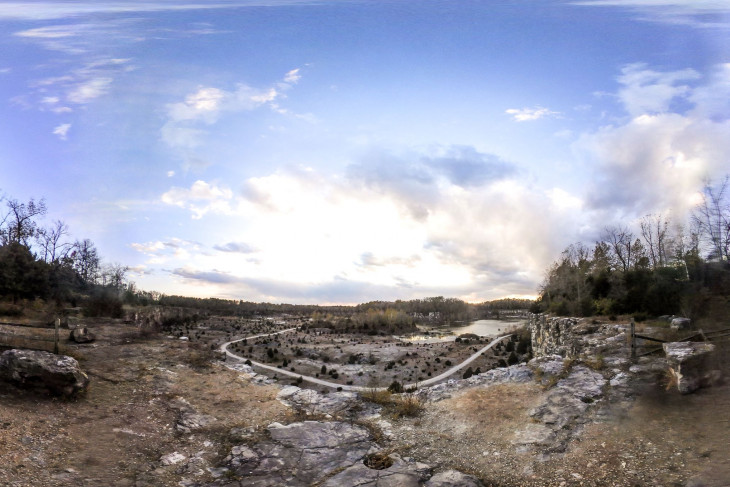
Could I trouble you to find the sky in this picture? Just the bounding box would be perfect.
[1,0,729,304]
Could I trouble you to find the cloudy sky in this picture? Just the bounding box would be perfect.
[1,1,729,304]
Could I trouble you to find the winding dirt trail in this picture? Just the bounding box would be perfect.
[220,328,512,391]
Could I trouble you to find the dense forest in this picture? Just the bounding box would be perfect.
[534,177,730,320]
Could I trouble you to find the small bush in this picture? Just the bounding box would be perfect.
[633,312,649,322]
[391,393,424,418]
[387,380,403,393]
[0,303,23,317]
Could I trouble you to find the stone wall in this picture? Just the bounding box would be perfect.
[529,314,581,358]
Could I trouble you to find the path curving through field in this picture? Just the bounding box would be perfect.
[220,328,512,392]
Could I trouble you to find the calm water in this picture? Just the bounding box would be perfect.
[447,319,524,337]
[403,319,525,342]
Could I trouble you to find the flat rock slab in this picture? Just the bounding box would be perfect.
[216,421,372,486]
[321,453,431,487]
[529,355,565,386]
[557,365,606,399]
[277,386,361,416]
[529,388,590,428]
[512,423,556,446]
[425,470,485,487]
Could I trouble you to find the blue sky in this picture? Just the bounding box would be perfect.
[1,0,729,304]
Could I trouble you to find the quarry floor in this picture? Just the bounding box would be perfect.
[0,319,728,486]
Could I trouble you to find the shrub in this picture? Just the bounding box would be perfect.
[507,351,519,365]
[82,288,123,318]
[387,380,403,393]
[391,393,424,418]
[462,367,474,380]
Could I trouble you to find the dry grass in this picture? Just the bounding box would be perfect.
[582,354,605,371]
[390,393,424,418]
[362,387,393,406]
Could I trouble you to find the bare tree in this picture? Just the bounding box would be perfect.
[71,239,100,285]
[36,220,71,263]
[640,214,670,269]
[601,225,634,272]
[692,176,730,261]
[101,263,128,289]
[1,198,47,246]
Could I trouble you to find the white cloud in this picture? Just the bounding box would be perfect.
[571,0,730,28]
[284,68,301,84]
[505,106,560,122]
[0,2,322,21]
[67,76,113,103]
[52,123,71,140]
[574,63,730,218]
[161,68,307,160]
[161,180,235,219]
[154,161,578,301]
[616,63,700,117]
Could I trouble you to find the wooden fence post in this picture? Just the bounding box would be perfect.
[54,318,60,354]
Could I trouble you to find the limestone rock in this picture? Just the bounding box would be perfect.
[556,365,606,400]
[663,342,718,394]
[321,453,431,487]
[160,452,186,466]
[670,317,691,330]
[529,355,565,386]
[425,470,484,487]
[0,349,89,396]
[170,397,216,432]
[512,423,556,446]
[529,388,590,428]
[69,326,95,343]
[276,385,361,416]
[529,315,581,357]
[216,421,372,486]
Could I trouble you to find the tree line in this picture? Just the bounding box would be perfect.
[0,193,129,316]
[535,177,730,319]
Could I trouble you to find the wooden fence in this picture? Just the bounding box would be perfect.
[0,319,62,354]
[629,318,730,358]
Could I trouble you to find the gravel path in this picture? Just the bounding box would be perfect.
[220,328,512,391]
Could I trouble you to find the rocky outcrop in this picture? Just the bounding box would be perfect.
[0,349,89,396]
[417,364,533,402]
[208,420,484,487]
[529,314,581,357]
[663,342,719,394]
[212,421,372,486]
[170,397,217,433]
[276,385,363,417]
[425,470,484,487]
[321,452,432,487]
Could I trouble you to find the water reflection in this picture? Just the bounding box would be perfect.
[400,319,525,343]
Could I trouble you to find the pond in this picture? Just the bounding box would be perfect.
[400,319,526,342]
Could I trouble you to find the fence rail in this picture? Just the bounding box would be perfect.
[0,320,61,353]
[629,320,730,359]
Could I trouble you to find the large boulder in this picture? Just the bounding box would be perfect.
[663,342,718,394]
[670,317,691,330]
[69,326,95,343]
[0,349,89,396]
